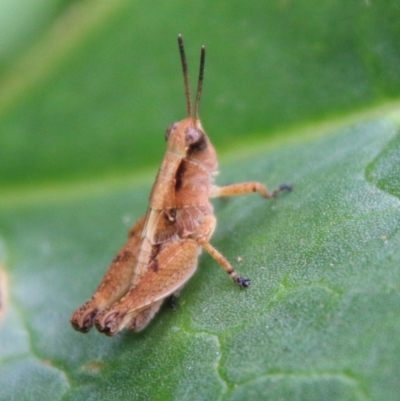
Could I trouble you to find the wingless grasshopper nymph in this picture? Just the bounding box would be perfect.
[70,35,292,336]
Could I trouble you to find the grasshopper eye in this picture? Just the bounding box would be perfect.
[185,127,204,145]
[185,127,207,154]
[165,122,178,141]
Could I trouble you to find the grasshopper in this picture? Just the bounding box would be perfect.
[70,35,292,336]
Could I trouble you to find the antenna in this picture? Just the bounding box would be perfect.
[177,34,192,117]
[194,45,206,120]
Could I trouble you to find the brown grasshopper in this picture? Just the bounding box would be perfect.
[70,35,292,336]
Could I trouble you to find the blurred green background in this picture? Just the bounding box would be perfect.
[1,0,399,190]
[1,1,400,401]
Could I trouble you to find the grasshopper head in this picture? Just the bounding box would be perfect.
[165,35,218,173]
[165,117,218,173]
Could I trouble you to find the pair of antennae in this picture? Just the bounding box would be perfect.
[177,34,205,120]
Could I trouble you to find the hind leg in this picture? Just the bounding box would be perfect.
[70,215,146,333]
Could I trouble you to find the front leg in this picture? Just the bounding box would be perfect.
[210,182,292,199]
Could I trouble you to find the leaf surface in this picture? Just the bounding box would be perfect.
[0,1,400,400]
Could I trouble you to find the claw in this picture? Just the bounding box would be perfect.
[279,183,293,192]
[168,294,179,309]
[236,276,251,288]
[271,183,293,197]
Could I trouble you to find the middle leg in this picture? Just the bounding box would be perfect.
[192,215,250,288]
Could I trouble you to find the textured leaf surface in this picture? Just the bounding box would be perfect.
[0,1,400,401]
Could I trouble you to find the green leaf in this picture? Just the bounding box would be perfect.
[1,1,400,401]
